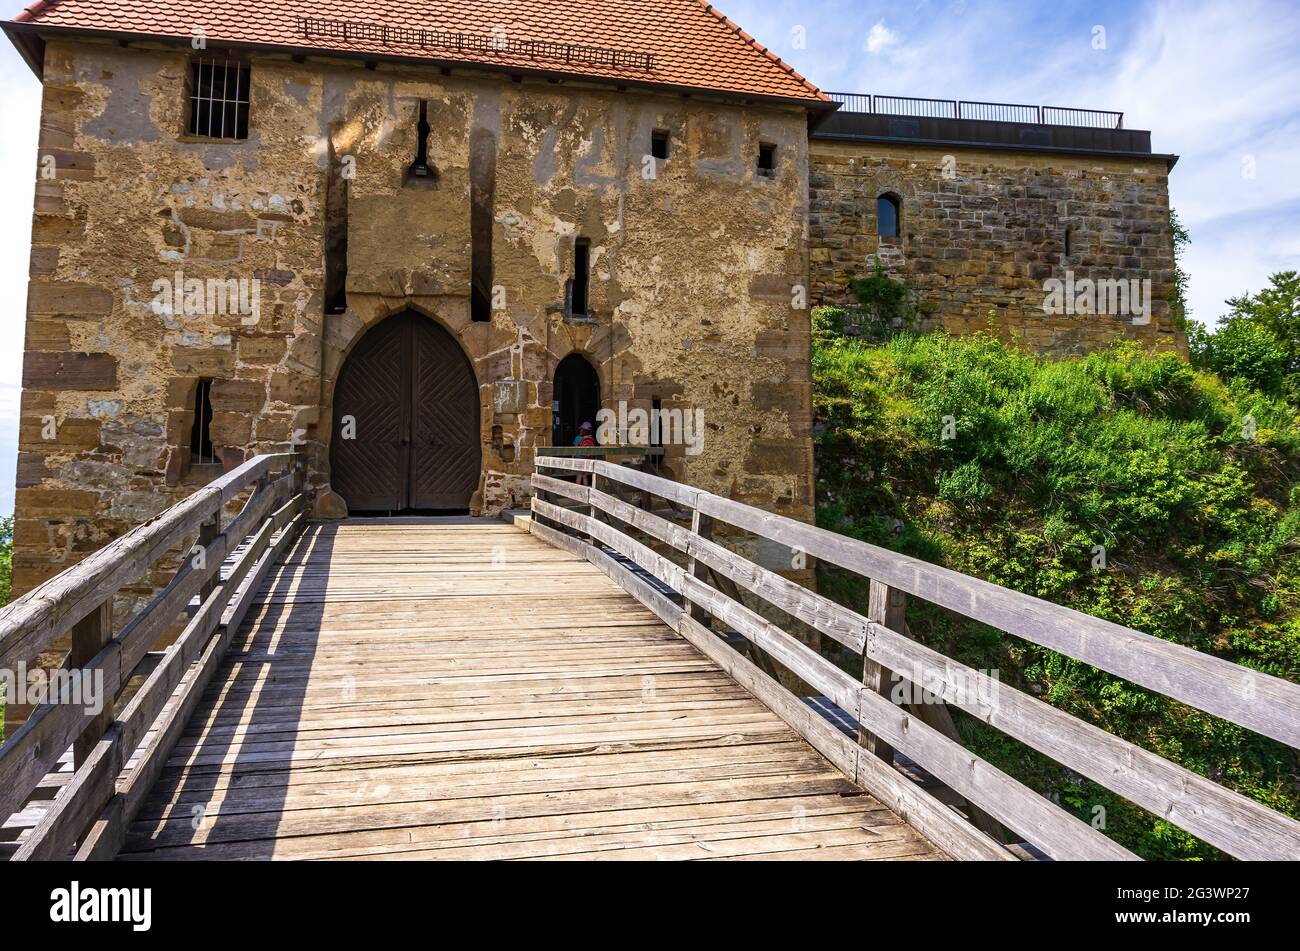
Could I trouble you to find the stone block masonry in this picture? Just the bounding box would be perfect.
[808,139,1183,356]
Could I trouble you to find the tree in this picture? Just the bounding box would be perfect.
[1169,209,1191,330]
[1192,271,1300,399]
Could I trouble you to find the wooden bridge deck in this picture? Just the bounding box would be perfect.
[118,520,943,861]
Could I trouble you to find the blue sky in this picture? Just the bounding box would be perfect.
[0,0,1297,515]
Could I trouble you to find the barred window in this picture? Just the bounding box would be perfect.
[187,58,251,140]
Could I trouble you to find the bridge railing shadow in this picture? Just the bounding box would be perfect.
[135,522,335,858]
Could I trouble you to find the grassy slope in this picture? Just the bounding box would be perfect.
[812,329,1300,859]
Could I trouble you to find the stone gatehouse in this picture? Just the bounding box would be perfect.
[4,0,1180,601]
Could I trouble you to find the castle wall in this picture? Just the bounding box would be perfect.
[808,138,1183,354]
[13,38,814,603]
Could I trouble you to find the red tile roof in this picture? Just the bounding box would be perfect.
[8,0,829,104]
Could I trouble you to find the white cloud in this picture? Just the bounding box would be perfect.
[864,20,900,56]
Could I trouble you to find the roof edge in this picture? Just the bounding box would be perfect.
[13,1,53,23]
[812,130,1179,171]
[3,20,44,76]
[696,1,829,103]
[5,18,837,109]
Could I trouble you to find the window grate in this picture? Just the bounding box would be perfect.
[188,58,251,140]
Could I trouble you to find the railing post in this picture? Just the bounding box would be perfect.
[197,513,221,603]
[70,598,114,766]
[687,508,713,623]
[860,579,903,763]
[588,462,602,544]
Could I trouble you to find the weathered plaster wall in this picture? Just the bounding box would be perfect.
[808,139,1183,354]
[14,39,815,604]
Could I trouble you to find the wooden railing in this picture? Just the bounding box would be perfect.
[0,453,309,860]
[531,457,1300,861]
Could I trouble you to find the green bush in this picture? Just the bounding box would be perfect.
[813,330,1300,859]
[1192,318,1287,397]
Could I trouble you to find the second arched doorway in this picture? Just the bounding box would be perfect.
[553,354,601,448]
[331,311,481,514]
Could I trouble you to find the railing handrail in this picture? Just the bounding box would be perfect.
[530,456,1300,861]
[0,452,292,672]
[826,91,1124,129]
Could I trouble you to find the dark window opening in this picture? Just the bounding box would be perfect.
[877,194,901,239]
[187,58,250,140]
[190,379,215,464]
[758,143,777,176]
[553,354,601,449]
[651,398,663,448]
[325,127,349,314]
[651,129,670,161]
[1064,225,1074,256]
[570,239,591,316]
[470,129,496,322]
[404,100,440,187]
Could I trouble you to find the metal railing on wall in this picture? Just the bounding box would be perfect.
[826,92,1124,129]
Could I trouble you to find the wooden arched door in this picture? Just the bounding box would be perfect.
[331,312,480,513]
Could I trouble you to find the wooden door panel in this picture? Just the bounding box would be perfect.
[410,318,480,509]
[330,316,409,512]
[332,311,479,514]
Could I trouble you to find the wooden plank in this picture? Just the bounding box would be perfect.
[532,473,589,505]
[586,483,867,651]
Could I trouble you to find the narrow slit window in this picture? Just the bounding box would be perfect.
[877,194,901,239]
[571,239,591,316]
[470,129,496,322]
[405,100,439,186]
[1064,225,1074,256]
[187,58,250,140]
[190,379,215,464]
[325,129,349,314]
[758,143,776,176]
[651,130,670,161]
[651,398,663,448]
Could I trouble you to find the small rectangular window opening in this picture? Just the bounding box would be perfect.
[571,239,591,316]
[758,143,776,176]
[191,379,215,464]
[187,58,251,140]
[651,130,670,161]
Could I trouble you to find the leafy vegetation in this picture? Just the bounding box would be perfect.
[811,324,1300,859]
[1190,270,1300,401]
